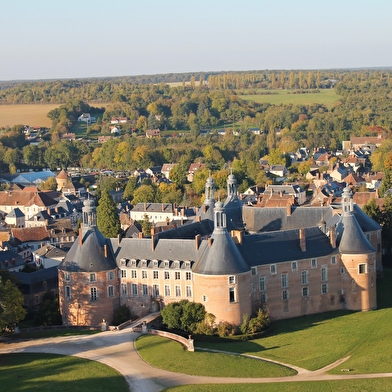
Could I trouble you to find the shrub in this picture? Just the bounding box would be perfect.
[112,304,133,326]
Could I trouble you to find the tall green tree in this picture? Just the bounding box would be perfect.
[96,189,120,238]
[0,273,26,331]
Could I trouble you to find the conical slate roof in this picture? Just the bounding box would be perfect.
[193,201,249,275]
[59,226,116,272]
[336,187,375,254]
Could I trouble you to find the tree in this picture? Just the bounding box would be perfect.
[123,177,137,202]
[141,214,152,237]
[40,176,58,191]
[363,198,382,222]
[96,189,120,238]
[0,274,26,331]
[161,300,206,334]
[33,292,62,326]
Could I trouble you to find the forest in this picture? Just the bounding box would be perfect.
[1,68,392,205]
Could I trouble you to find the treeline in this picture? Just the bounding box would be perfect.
[0,69,373,105]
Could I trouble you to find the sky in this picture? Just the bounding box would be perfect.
[1,0,392,81]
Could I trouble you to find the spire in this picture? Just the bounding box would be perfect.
[342,187,353,216]
[227,169,237,197]
[205,173,216,203]
[214,200,226,231]
[82,197,97,232]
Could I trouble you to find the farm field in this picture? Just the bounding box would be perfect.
[240,89,341,108]
[0,102,110,128]
[0,104,59,128]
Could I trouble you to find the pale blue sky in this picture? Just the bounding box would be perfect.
[1,0,391,81]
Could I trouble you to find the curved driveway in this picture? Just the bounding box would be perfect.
[1,326,392,392]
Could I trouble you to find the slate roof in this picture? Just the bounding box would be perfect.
[59,227,116,272]
[239,227,338,266]
[15,266,59,285]
[7,208,24,218]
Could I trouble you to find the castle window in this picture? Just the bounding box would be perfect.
[251,267,257,275]
[142,284,148,296]
[175,272,181,280]
[311,258,317,268]
[321,283,328,294]
[132,283,138,295]
[228,275,235,284]
[164,284,171,296]
[291,261,298,271]
[282,289,289,300]
[186,286,192,297]
[359,264,367,274]
[153,284,159,297]
[186,272,192,280]
[142,270,147,279]
[261,293,267,303]
[301,270,308,285]
[340,267,346,274]
[321,266,328,282]
[90,273,96,282]
[121,283,127,295]
[65,272,70,282]
[90,287,97,301]
[281,273,288,288]
[121,269,127,278]
[164,271,170,280]
[259,277,266,291]
[270,264,277,274]
[65,286,71,299]
[108,285,114,297]
[302,287,309,297]
[131,270,137,279]
[108,271,114,281]
[202,294,208,302]
[229,287,235,303]
[175,285,181,297]
[153,271,159,279]
[331,256,336,264]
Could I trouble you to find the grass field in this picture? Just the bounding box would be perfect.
[0,104,59,128]
[0,353,129,392]
[164,379,392,392]
[136,334,295,378]
[240,89,341,108]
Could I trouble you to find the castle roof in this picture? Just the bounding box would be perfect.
[59,227,116,272]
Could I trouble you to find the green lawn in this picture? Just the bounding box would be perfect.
[164,379,392,392]
[240,89,341,108]
[136,334,295,378]
[0,353,129,392]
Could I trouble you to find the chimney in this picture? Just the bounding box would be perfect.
[138,232,143,239]
[196,216,201,222]
[117,234,121,245]
[231,230,243,245]
[180,217,184,226]
[79,228,83,246]
[286,204,292,216]
[103,244,107,258]
[299,228,306,252]
[203,204,207,213]
[181,208,185,217]
[195,234,200,250]
[152,234,157,251]
[208,237,213,247]
[161,203,164,211]
[329,226,336,249]
[144,203,146,211]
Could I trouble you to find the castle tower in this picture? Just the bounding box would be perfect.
[58,199,119,327]
[337,187,377,311]
[193,201,251,326]
[56,169,69,191]
[223,171,244,231]
[197,174,216,222]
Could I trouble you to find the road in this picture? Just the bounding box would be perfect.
[1,324,392,391]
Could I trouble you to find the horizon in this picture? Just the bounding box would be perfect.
[2,0,392,81]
